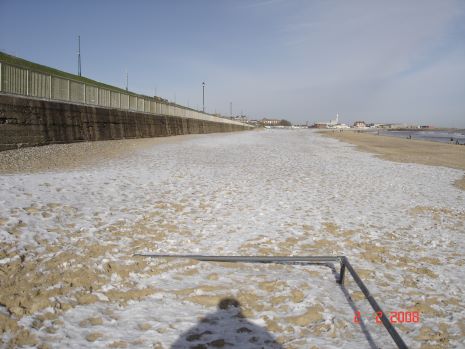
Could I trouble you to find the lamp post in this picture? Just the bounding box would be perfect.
[77,35,81,76]
[202,82,205,112]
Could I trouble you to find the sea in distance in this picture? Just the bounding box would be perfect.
[371,129,465,144]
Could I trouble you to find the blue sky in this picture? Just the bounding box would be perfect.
[1,0,464,127]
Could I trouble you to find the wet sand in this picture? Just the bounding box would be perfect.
[321,130,465,190]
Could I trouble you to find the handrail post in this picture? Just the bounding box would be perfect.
[338,258,346,285]
[342,257,408,349]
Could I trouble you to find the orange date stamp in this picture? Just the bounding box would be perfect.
[353,311,420,324]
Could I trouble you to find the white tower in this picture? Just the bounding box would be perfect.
[336,113,339,124]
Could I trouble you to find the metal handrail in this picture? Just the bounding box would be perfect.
[135,253,408,349]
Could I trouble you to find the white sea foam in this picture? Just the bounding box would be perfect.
[1,130,464,348]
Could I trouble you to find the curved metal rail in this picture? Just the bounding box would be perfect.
[135,253,408,349]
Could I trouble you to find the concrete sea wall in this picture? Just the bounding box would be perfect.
[0,95,251,151]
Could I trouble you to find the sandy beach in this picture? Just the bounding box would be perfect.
[0,134,217,175]
[321,130,465,190]
[1,129,464,348]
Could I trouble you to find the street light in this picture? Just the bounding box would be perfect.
[77,35,81,76]
[202,82,205,112]
[125,70,128,91]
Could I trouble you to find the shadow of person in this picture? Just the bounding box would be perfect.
[171,298,284,349]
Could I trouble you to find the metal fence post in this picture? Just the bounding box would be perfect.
[49,75,52,99]
[0,62,2,92]
[67,79,70,101]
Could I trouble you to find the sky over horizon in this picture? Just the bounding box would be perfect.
[1,0,464,127]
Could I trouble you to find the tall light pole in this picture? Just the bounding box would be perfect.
[125,70,128,91]
[77,35,81,76]
[202,82,205,112]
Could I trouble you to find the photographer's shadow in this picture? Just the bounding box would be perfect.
[171,298,283,349]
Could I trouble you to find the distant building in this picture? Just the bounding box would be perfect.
[261,118,281,126]
[381,123,407,129]
[312,123,329,128]
[420,125,432,129]
[229,115,248,122]
[353,121,366,128]
[312,113,349,129]
[375,122,419,129]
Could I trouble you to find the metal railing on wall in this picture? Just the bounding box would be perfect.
[0,61,250,127]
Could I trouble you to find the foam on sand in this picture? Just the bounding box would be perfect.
[1,129,464,348]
